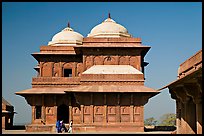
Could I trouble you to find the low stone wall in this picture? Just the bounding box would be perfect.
[25,124,55,132]
[144,126,176,132]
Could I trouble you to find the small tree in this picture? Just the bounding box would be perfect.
[144,117,158,126]
[158,113,176,126]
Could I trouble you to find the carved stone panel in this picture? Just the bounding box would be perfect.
[134,106,141,122]
[76,63,83,77]
[94,106,104,122]
[72,106,81,124]
[93,56,103,65]
[84,106,91,123]
[73,107,80,114]
[53,63,60,77]
[46,107,54,124]
[121,106,130,122]
[130,56,139,70]
[46,107,53,114]
[119,56,129,65]
[106,93,117,122]
[85,56,93,70]
[42,62,52,77]
[107,106,116,122]
[104,56,116,65]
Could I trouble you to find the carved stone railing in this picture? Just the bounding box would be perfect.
[178,50,202,78]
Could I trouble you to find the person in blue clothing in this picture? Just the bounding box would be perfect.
[60,120,68,133]
[56,120,61,133]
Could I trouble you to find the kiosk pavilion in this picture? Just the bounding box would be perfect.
[16,14,159,132]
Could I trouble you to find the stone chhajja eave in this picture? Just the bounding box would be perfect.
[15,87,68,95]
[64,84,159,93]
[14,84,159,98]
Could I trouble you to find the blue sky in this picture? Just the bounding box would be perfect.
[2,2,202,125]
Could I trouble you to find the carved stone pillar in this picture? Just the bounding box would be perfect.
[68,94,72,122]
[196,77,202,93]
[59,62,63,77]
[90,93,94,123]
[83,55,86,71]
[42,95,46,124]
[51,62,54,77]
[186,99,196,134]
[130,94,134,122]
[72,62,76,77]
[117,93,120,122]
[174,86,190,134]
[54,95,57,122]
[184,84,199,134]
[32,106,35,124]
[81,105,84,123]
[169,88,180,133]
[104,94,107,123]
[176,100,181,134]
[194,97,202,134]
[39,62,43,77]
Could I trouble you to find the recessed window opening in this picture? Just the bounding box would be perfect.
[36,106,42,119]
[64,69,72,77]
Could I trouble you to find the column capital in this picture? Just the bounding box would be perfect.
[183,83,202,104]
[169,88,177,100]
[195,77,202,93]
[173,86,190,104]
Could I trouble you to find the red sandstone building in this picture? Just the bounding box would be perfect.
[159,49,202,134]
[16,15,159,132]
[2,97,15,130]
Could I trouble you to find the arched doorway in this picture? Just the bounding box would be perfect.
[57,104,69,123]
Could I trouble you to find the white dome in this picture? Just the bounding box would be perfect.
[88,17,131,38]
[48,25,84,46]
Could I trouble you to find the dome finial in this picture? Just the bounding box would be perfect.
[68,22,70,28]
[108,12,111,19]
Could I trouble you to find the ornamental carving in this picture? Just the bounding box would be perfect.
[77,63,83,77]
[134,106,140,114]
[84,106,90,114]
[42,62,52,77]
[121,106,130,114]
[63,62,73,69]
[93,56,103,65]
[53,62,60,77]
[104,56,116,65]
[119,56,130,65]
[73,107,80,114]
[94,106,103,115]
[46,107,53,114]
[130,56,139,69]
[108,106,116,114]
[85,56,93,69]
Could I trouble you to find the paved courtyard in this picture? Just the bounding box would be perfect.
[2,129,173,134]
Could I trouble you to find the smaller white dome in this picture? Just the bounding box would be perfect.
[88,15,131,38]
[48,23,84,46]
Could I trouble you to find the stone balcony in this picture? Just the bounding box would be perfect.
[32,77,80,87]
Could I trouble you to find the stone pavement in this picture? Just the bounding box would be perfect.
[2,129,173,134]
